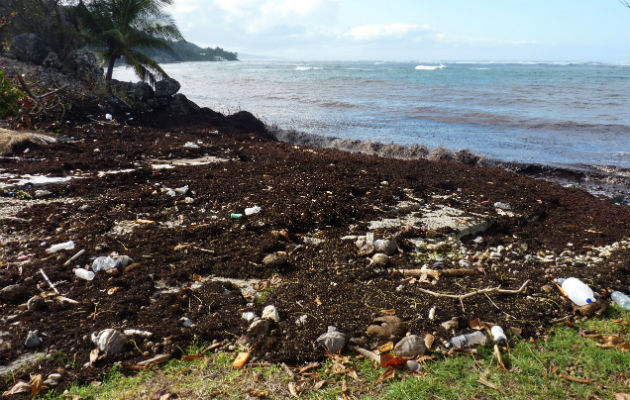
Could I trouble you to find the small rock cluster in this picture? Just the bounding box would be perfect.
[108,77,201,116]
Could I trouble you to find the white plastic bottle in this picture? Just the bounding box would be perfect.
[556,277,595,306]
[74,268,95,281]
[490,325,507,344]
[449,331,488,348]
[611,291,630,310]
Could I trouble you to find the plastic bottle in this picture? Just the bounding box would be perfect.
[611,291,630,310]
[448,331,488,348]
[74,268,95,281]
[45,240,75,254]
[556,277,595,306]
[92,256,117,272]
[490,325,507,344]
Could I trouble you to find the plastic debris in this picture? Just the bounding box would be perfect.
[262,305,280,322]
[230,213,242,219]
[394,335,426,358]
[611,291,630,310]
[74,268,95,281]
[493,202,512,210]
[374,239,397,255]
[448,331,488,348]
[24,331,42,348]
[180,317,193,328]
[490,325,507,344]
[45,240,75,254]
[316,326,347,353]
[241,311,257,322]
[295,314,308,326]
[183,141,200,149]
[91,329,127,354]
[92,256,117,272]
[555,277,595,306]
[244,206,261,215]
[174,185,189,194]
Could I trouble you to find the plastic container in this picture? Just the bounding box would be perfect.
[244,206,261,216]
[92,256,117,272]
[611,291,630,310]
[490,325,507,344]
[74,268,95,281]
[45,240,75,254]
[556,277,595,306]
[449,331,488,348]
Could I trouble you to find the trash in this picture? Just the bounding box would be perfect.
[230,213,243,219]
[92,256,117,272]
[180,317,193,327]
[165,190,176,197]
[91,329,127,354]
[262,305,280,322]
[241,311,257,322]
[295,314,308,326]
[371,253,390,266]
[232,351,250,368]
[183,141,200,149]
[428,306,436,320]
[394,335,426,358]
[122,329,153,337]
[174,185,189,194]
[34,189,52,198]
[555,277,595,306]
[490,325,507,344]
[44,372,62,386]
[367,316,406,339]
[244,206,261,215]
[611,291,630,310]
[316,326,347,353]
[262,251,288,267]
[24,331,42,348]
[405,360,422,372]
[45,240,75,254]
[105,113,113,120]
[493,202,512,210]
[73,268,95,281]
[373,239,397,255]
[448,331,488,348]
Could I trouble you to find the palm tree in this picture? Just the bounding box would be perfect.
[76,0,181,83]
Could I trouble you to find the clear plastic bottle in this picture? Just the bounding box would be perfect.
[449,331,488,348]
[92,256,117,272]
[555,277,595,306]
[490,325,507,344]
[611,291,630,310]
[74,268,95,281]
[45,240,75,253]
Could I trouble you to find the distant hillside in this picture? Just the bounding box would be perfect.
[141,40,238,63]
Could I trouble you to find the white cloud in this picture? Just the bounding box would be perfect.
[344,23,432,41]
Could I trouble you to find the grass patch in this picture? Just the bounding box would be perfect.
[41,307,629,399]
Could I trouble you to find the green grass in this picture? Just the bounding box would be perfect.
[37,306,629,400]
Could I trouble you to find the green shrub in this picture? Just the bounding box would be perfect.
[0,68,24,118]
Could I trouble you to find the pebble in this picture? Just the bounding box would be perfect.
[405,360,422,372]
[34,189,52,198]
[458,259,473,268]
[373,239,397,255]
[262,305,280,322]
[262,251,288,267]
[24,331,42,348]
[247,318,270,336]
[27,296,46,311]
[371,253,389,266]
[0,284,28,302]
[180,317,193,328]
[494,202,512,210]
[44,373,62,386]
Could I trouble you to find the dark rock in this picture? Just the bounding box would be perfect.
[42,52,62,69]
[226,111,270,137]
[247,318,270,336]
[166,93,200,115]
[0,284,28,302]
[27,296,47,311]
[24,331,42,348]
[67,49,104,83]
[129,81,154,101]
[10,33,50,65]
[154,78,180,97]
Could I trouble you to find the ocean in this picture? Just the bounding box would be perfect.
[114,60,630,169]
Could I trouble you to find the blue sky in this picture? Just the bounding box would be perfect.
[168,0,630,62]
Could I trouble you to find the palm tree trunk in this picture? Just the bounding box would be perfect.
[105,54,117,81]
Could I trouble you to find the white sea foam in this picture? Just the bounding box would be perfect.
[295,66,322,71]
[415,64,445,71]
[470,67,490,70]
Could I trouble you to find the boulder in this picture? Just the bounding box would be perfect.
[42,52,62,69]
[154,78,180,97]
[129,81,154,101]
[166,93,200,115]
[10,33,51,65]
[67,49,104,83]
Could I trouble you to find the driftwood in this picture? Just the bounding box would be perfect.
[417,280,530,312]
[16,75,67,118]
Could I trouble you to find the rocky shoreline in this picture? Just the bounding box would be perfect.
[1,57,629,395]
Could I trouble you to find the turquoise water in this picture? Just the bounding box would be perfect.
[115,61,630,168]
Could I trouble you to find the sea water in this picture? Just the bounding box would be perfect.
[114,61,630,168]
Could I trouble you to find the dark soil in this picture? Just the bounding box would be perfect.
[1,111,629,394]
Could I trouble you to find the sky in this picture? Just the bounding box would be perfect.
[167,0,630,62]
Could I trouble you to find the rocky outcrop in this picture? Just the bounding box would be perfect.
[9,33,51,65]
[154,78,180,97]
[108,78,199,116]
[67,49,104,84]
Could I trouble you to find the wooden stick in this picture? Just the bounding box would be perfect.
[39,268,59,294]
[349,345,381,366]
[417,280,530,312]
[398,268,480,279]
[63,249,86,266]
